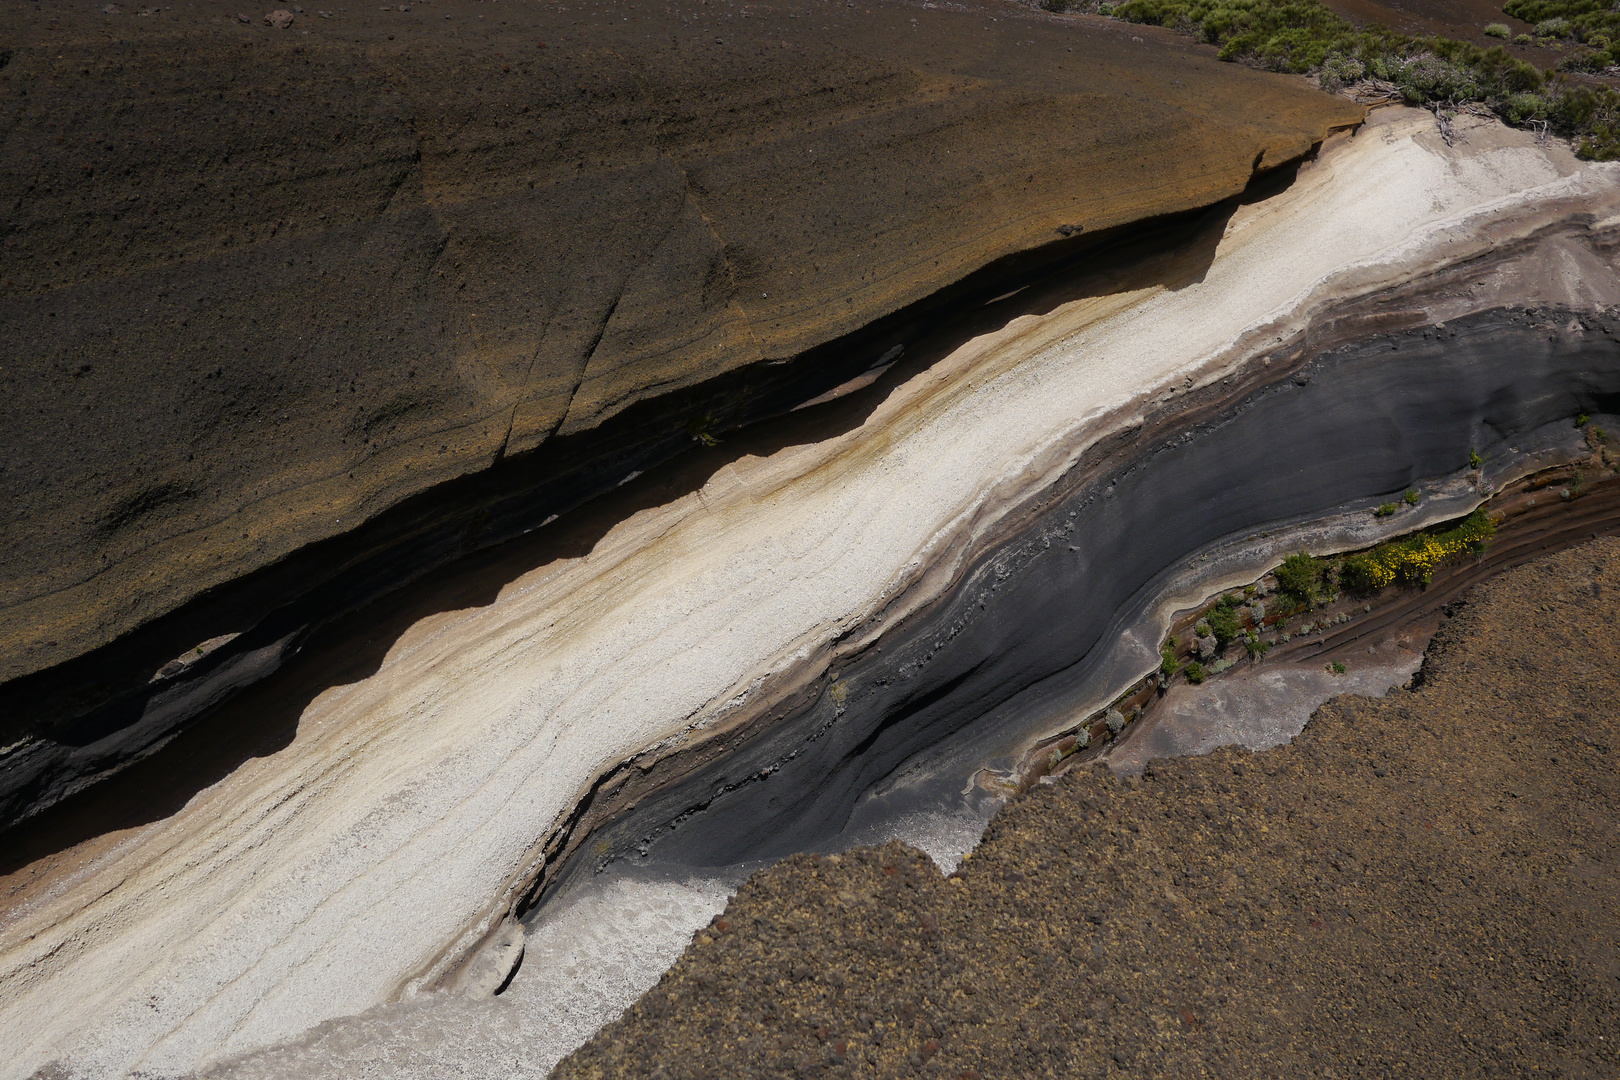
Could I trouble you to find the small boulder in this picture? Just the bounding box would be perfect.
[265,8,294,27]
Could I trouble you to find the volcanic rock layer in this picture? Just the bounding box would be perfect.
[552,307,1620,887]
[0,108,1617,1080]
[0,0,1361,806]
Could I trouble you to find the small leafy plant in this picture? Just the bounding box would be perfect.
[1329,661,1347,675]
[1576,412,1589,427]
[1485,23,1510,38]
[1274,552,1325,606]
[1469,448,1483,469]
[1404,488,1421,505]
[1244,631,1269,659]
[1206,597,1242,645]
[1375,502,1399,518]
[686,412,722,447]
[1185,661,1207,684]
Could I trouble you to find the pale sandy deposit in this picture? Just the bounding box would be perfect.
[2,109,1617,1080]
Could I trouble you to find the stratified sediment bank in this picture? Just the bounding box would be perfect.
[556,538,1620,1080]
[1,107,1617,1080]
[0,0,1361,797]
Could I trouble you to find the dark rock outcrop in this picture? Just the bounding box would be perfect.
[535,303,1620,895]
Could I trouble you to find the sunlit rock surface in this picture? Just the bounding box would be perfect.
[0,0,1357,712]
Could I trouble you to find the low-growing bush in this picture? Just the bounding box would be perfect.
[1105,0,1620,158]
[1206,597,1242,645]
[1185,661,1207,684]
[1485,23,1511,38]
[1339,507,1496,592]
[1274,552,1325,605]
[1375,501,1399,517]
[1404,488,1421,505]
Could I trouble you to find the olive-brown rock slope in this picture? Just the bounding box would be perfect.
[0,0,1359,719]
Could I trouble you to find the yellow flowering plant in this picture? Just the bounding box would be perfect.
[1340,508,1495,592]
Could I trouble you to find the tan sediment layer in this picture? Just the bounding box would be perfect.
[0,110,1616,1079]
[0,0,1362,687]
[555,536,1620,1080]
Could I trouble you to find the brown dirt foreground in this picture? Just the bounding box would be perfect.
[556,538,1620,1080]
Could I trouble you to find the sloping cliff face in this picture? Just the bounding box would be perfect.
[1,108,1614,1080]
[0,0,1360,789]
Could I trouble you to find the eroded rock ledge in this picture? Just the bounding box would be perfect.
[0,0,1359,774]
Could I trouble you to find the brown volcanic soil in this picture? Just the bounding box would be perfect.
[0,0,1360,687]
[556,537,1620,1080]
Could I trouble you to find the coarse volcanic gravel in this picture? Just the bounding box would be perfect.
[556,538,1620,1079]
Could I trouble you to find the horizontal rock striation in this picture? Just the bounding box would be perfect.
[0,109,1615,1080]
[0,0,1361,810]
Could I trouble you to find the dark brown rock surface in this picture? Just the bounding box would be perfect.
[0,0,1360,687]
[557,537,1620,1079]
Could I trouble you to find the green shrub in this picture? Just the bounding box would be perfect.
[1185,661,1207,684]
[1485,23,1511,38]
[1577,412,1589,427]
[1206,601,1241,645]
[1375,502,1399,517]
[1469,447,1483,469]
[1161,645,1182,678]
[1106,0,1620,158]
[1330,661,1347,674]
[686,412,721,446]
[1502,91,1552,124]
[1340,507,1496,592]
[1404,488,1421,505]
[1274,552,1325,605]
[1244,631,1269,659]
[1318,50,1368,91]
